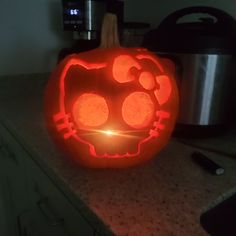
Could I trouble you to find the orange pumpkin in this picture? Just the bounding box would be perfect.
[44,14,179,168]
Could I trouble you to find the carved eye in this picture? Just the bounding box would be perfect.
[122,92,155,129]
[72,93,109,128]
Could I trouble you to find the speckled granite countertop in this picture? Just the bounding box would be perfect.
[0,74,236,236]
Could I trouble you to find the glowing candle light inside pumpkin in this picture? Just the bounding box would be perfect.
[104,130,115,136]
[98,129,119,137]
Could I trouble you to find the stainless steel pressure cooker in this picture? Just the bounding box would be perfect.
[143,6,236,136]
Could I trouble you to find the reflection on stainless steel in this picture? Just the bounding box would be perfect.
[87,0,92,31]
[200,56,217,124]
[175,54,232,125]
[85,0,106,32]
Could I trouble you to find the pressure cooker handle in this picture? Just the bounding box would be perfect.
[158,6,235,29]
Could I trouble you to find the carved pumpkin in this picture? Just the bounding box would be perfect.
[44,14,179,168]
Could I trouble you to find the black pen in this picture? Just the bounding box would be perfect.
[191,151,225,175]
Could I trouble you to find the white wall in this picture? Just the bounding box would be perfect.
[0,0,73,76]
[1,0,236,76]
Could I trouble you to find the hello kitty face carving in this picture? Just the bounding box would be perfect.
[51,48,174,158]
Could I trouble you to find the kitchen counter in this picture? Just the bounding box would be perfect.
[0,74,236,236]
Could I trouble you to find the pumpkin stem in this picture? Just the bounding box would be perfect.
[100,13,120,48]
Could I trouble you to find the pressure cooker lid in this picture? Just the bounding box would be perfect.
[143,6,236,54]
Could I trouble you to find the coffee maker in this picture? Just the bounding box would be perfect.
[59,0,124,61]
[62,0,123,38]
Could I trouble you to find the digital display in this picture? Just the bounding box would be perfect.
[62,0,85,31]
[65,8,82,17]
[69,9,80,16]
[63,1,84,18]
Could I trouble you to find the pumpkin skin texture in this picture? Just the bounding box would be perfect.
[44,47,179,168]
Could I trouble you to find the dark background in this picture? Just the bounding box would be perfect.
[1,0,236,76]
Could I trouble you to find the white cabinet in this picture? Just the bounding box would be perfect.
[0,122,95,236]
[24,152,94,236]
[0,154,20,236]
[0,124,28,236]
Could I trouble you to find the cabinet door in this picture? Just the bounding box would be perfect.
[0,126,29,236]
[0,122,95,235]
[18,205,68,236]
[0,156,19,236]
[24,156,95,236]
[0,123,29,214]
[0,140,68,236]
